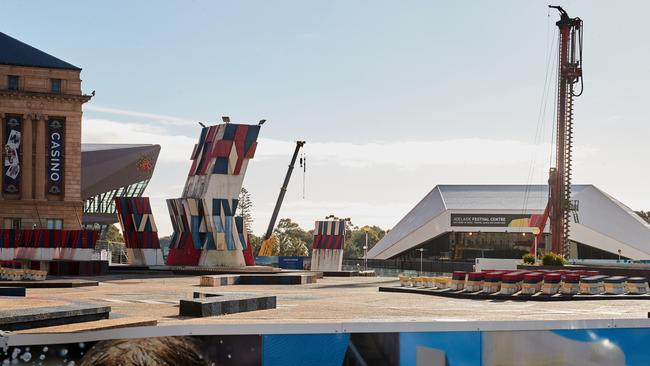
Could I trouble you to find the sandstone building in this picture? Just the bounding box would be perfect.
[0,31,92,230]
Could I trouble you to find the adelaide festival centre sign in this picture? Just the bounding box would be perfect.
[450,213,531,227]
[47,118,64,194]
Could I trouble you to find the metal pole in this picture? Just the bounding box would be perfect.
[533,236,538,265]
[416,248,424,275]
[364,231,368,271]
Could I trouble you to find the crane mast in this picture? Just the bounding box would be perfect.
[258,141,306,256]
[538,6,583,257]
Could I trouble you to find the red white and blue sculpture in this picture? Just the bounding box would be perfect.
[115,197,164,266]
[310,220,346,272]
[166,122,259,267]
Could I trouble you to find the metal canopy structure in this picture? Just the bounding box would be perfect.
[367,185,650,261]
[81,144,160,228]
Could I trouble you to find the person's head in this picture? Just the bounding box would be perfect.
[79,336,206,366]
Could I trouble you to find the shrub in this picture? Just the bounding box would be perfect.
[522,253,535,265]
[542,252,566,266]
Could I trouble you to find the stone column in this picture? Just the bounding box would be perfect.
[34,114,46,200]
[0,112,4,200]
[21,114,33,199]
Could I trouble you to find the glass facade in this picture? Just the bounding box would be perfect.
[83,179,150,216]
[82,179,150,239]
[391,232,551,262]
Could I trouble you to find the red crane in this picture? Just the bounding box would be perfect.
[534,6,583,257]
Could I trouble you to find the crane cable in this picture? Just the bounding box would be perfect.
[299,149,307,199]
[521,10,558,219]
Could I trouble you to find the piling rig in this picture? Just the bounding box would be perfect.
[534,6,583,257]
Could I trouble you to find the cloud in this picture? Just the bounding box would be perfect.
[84,117,571,170]
[257,138,557,169]
[83,118,196,162]
[84,105,599,170]
[84,105,197,126]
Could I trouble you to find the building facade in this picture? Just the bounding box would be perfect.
[0,32,91,230]
[367,185,650,261]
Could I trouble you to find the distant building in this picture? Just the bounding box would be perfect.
[81,144,160,235]
[0,31,91,230]
[367,185,650,261]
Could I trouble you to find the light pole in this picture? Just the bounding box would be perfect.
[532,228,541,265]
[363,229,368,271]
[416,248,425,275]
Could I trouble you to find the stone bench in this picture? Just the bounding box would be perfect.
[199,272,318,287]
[0,287,25,297]
[0,304,111,331]
[179,292,276,317]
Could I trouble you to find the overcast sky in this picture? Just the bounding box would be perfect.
[4,1,650,235]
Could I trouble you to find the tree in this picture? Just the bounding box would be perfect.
[247,233,263,255]
[105,224,124,243]
[270,218,311,256]
[238,187,254,234]
[635,211,650,224]
[344,225,386,259]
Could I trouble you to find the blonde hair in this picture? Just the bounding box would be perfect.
[79,336,206,366]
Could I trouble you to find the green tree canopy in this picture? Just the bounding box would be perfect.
[105,224,124,243]
[344,225,386,259]
[270,218,311,256]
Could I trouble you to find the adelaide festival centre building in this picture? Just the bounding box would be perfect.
[367,185,650,261]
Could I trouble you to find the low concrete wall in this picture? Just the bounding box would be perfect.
[518,264,650,278]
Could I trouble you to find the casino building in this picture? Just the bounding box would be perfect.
[0,32,159,235]
[367,185,650,261]
[0,31,92,230]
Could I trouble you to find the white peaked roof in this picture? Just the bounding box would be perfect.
[367,184,650,260]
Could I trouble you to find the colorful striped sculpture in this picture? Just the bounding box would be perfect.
[115,197,164,266]
[310,220,346,272]
[166,122,259,267]
[0,229,98,263]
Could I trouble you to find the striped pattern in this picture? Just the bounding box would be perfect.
[312,220,346,250]
[115,197,160,249]
[0,229,97,249]
[166,197,249,266]
[188,123,259,176]
[166,122,258,267]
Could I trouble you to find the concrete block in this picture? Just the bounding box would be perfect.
[0,304,111,331]
[179,293,276,317]
[0,287,25,297]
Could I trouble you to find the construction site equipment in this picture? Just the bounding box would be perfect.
[534,6,584,257]
[258,141,306,256]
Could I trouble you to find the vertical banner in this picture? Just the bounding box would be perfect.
[3,116,21,193]
[47,118,64,194]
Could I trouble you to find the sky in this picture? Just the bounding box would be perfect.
[3,1,650,236]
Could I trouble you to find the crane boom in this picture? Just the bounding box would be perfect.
[258,140,305,256]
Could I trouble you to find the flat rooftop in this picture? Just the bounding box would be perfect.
[5,273,648,332]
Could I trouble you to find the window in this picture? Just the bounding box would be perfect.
[3,218,21,229]
[50,78,61,93]
[7,75,19,90]
[46,219,64,230]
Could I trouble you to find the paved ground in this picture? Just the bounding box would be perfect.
[5,274,650,327]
